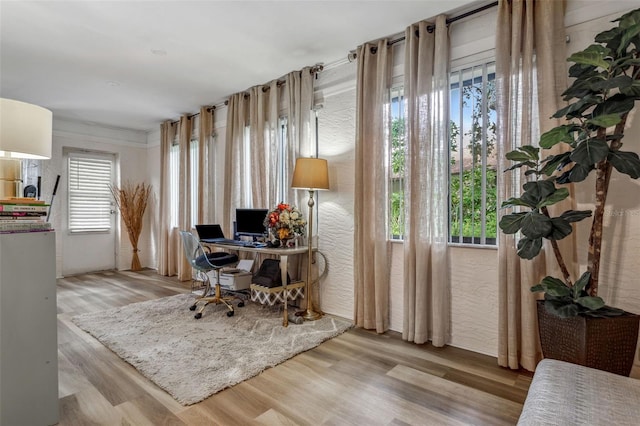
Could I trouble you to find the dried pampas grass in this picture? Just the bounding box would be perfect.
[110,182,152,271]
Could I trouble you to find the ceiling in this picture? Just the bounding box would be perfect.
[1,0,481,132]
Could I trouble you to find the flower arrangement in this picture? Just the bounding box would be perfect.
[264,202,306,246]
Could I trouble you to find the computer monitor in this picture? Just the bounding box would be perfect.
[235,208,268,238]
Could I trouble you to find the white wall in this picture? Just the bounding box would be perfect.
[44,118,152,277]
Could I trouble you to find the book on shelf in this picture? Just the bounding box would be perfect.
[0,204,49,213]
[0,222,52,232]
[0,197,47,205]
[0,228,53,235]
[0,211,47,217]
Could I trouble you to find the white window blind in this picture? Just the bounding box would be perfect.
[68,155,113,232]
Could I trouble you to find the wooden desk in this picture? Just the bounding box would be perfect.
[205,242,308,327]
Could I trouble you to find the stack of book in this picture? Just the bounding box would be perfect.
[0,198,52,233]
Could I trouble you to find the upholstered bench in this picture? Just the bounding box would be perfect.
[518,359,640,425]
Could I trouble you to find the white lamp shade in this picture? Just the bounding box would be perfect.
[291,158,330,190]
[0,98,53,159]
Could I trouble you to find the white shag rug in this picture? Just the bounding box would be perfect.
[72,293,353,405]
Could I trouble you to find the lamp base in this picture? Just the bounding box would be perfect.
[301,309,322,321]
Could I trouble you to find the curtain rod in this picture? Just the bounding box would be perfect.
[169,65,324,125]
[351,1,498,56]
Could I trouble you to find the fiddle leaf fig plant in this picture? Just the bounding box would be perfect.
[499,8,640,318]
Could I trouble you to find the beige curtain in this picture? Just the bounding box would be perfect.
[198,106,215,224]
[402,16,450,346]
[177,115,194,281]
[354,39,392,333]
[496,0,570,371]
[158,120,178,276]
[284,68,315,207]
[223,68,315,235]
[223,93,248,237]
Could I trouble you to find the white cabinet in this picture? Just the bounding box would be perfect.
[0,231,58,426]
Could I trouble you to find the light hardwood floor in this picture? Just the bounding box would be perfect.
[56,270,532,425]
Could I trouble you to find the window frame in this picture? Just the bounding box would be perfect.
[67,152,115,234]
[386,58,498,247]
[448,59,498,247]
[168,137,200,228]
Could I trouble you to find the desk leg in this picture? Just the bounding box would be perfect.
[280,254,288,327]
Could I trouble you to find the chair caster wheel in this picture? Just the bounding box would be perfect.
[194,313,202,319]
[227,310,234,317]
[189,305,197,311]
[238,302,244,308]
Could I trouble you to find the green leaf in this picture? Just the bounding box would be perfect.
[572,271,592,297]
[618,22,640,55]
[562,78,600,101]
[568,163,594,182]
[506,146,539,162]
[520,212,553,239]
[576,296,606,311]
[616,8,640,29]
[505,161,537,172]
[568,62,596,79]
[522,180,557,206]
[541,152,571,176]
[549,217,573,240]
[608,150,640,179]
[538,188,570,208]
[553,95,601,119]
[501,197,535,209]
[560,210,592,223]
[586,113,622,128]
[593,93,635,117]
[595,27,622,51]
[517,237,543,259]
[568,46,610,70]
[540,276,571,297]
[539,125,576,148]
[530,284,545,293]
[499,212,527,234]
[589,75,634,92]
[621,81,640,98]
[570,138,609,166]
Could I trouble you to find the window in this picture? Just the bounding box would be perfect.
[276,118,288,204]
[386,61,497,245]
[449,61,497,245]
[169,139,199,228]
[241,119,289,207]
[389,86,406,240]
[68,154,114,233]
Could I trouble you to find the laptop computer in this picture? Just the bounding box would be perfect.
[195,224,226,243]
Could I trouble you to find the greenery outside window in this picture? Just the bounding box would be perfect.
[387,61,497,245]
[389,86,406,240]
[449,61,497,245]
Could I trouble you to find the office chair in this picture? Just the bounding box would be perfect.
[179,231,241,319]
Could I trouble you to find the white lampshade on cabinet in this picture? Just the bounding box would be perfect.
[0,98,52,160]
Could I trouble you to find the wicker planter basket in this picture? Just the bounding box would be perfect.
[537,301,640,376]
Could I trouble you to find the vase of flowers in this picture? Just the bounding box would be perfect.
[264,202,306,247]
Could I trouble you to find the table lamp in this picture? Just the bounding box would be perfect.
[291,157,329,321]
[0,98,53,196]
[0,98,52,159]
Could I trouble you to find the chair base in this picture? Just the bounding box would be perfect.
[190,269,244,319]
